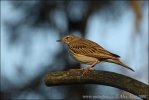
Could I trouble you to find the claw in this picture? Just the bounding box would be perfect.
[81,67,91,76]
[81,64,96,76]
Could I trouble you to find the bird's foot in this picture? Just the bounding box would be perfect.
[81,66,94,76]
[82,68,90,75]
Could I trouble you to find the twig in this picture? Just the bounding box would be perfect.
[44,69,149,100]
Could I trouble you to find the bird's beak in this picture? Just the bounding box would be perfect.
[57,39,62,42]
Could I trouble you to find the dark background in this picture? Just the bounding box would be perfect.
[1,0,148,99]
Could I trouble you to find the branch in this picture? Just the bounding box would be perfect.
[44,69,149,100]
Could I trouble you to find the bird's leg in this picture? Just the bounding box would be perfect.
[82,61,98,75]
[82,65,94,75]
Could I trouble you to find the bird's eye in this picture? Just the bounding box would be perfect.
[65,37,69,39]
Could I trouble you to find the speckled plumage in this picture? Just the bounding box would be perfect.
[57,35,134,74]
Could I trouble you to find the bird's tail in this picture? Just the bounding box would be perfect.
[106,59,135,72]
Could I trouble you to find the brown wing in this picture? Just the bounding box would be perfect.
[83,39,120,58]
[68,38,120,59]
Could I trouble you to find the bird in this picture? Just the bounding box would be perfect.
[57,35,134,75]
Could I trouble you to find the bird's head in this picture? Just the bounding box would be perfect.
[57,35,80,44]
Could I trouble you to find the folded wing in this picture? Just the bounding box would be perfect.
[69,39,120,60]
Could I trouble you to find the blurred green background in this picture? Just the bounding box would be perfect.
[1,0,148,99]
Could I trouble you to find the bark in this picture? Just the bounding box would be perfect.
[44,69,149,100]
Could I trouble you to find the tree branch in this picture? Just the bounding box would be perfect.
[44,69,149,100]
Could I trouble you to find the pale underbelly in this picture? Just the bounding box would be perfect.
[70,52,99,65]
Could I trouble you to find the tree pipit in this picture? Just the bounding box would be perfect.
[57,35,134,75]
